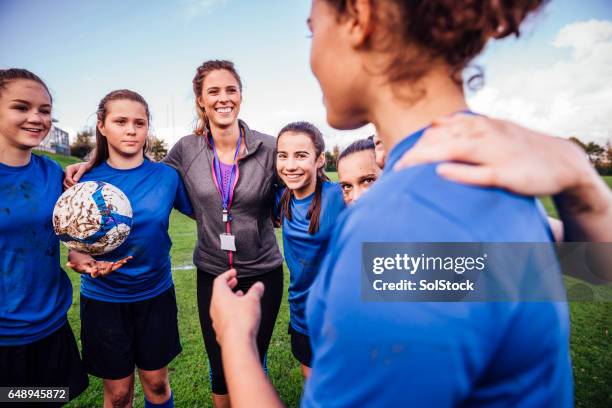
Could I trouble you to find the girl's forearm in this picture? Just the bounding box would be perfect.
[221,333,284,408]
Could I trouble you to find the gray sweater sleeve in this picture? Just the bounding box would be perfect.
[163,138,183,174]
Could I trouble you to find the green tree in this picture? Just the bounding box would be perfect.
[325,145,340,172]
[325,151,336,172]
[149,137,168,162]
[584,141,605,165]
[70,127,94,159]
[601,141,612,176]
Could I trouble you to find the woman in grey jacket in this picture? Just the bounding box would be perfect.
[164,60,283,408]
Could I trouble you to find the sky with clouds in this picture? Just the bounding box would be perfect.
[1,0,610,149]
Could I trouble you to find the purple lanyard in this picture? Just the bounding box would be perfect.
[210,128,242,211]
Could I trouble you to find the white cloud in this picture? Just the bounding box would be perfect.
[553,19,612,59]
[181,0,229,20]
[469,19,612,145]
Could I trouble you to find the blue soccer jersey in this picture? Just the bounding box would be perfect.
[280,181,345,335]
[302,127,573,407]
[80,159,193,302]
[0,154,72,346]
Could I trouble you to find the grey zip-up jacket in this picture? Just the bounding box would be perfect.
[164,120,283,277]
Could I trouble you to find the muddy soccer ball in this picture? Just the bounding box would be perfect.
[53,181,133,255]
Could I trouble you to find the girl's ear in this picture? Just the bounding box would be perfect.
[97,120,105,137]
[346,0,375,48]
[316,152,326,170]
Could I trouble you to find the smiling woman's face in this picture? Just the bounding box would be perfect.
[0,79,52,150]
[198,69,242,130]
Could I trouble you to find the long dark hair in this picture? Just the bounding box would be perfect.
[92,89,151,167]
[277,121,330,235]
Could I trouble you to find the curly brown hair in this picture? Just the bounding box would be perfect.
[324,0,546,88]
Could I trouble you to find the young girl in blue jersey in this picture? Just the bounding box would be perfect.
[67,89,193,408]
[0,68,89,403]
[274,121,345,377]
[209,1,577,407]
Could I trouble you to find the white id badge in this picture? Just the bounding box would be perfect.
[220,233,236,251]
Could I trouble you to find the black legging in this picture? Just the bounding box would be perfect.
[197,265,283,395]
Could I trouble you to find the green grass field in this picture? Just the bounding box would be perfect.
[44,150,610,408]
[34,150,82,168]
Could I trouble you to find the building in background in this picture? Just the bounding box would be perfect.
[38,125,70,155]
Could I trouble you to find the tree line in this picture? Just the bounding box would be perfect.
[69,128,610,175]
[70,127,168,162]
[568,137,612,176]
